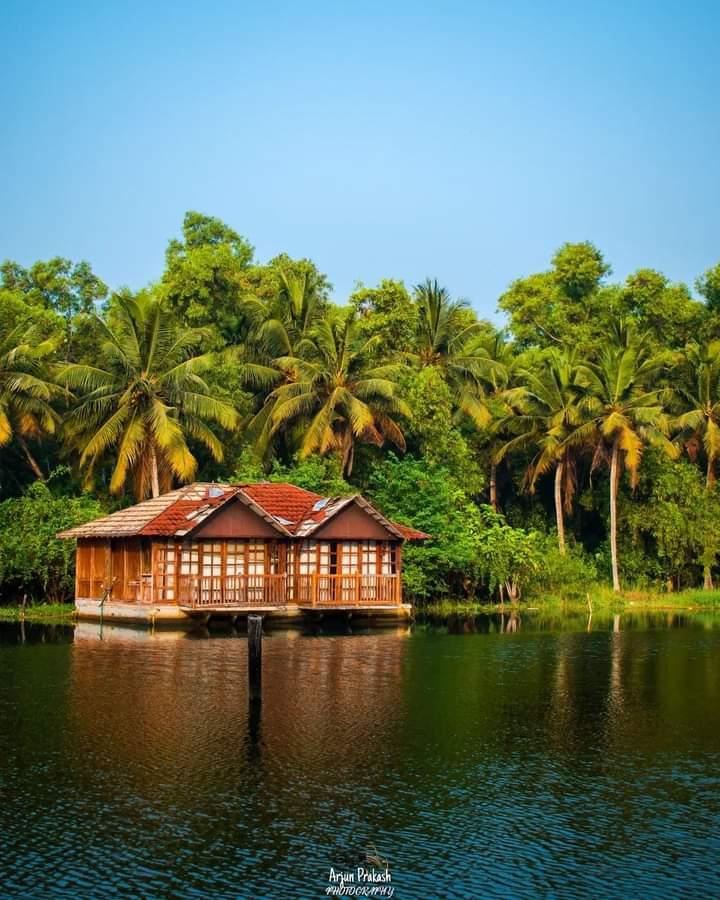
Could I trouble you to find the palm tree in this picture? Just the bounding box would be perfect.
[238,263,328,459]
[496,349,586,554]
[243,264,324,359]
[576,324,676,591]
[263,313,408,476]
[58,293,239,499]
[675,341,720,488]
[0,322,63,479]
[675,340,720,588]
[407,279,491,424]
[465,331,527,510]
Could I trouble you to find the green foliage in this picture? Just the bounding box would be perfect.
[400,367,485,494]
[257,313,408,476]
[365,455,485,600]
[57,291,239,499]
[1,257,108,318]
[530,538,598,599]
[161,211,254,341]
[622,451,720,587]
[475,507,544,601]
[270,455,352,496]
[4,216,720,600]
[499,242,612,351]
[618,269,704,348]
[696,262,720,313]
[0,480,103,603]
[552,241,611,301]
[350,279,418,354]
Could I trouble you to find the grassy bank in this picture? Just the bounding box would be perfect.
[419,586,720,619]
[2,586,720,627]
[0,603,76,623]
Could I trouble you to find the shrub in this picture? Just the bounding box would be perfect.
[0,481,103,603]
[530,538,598,599]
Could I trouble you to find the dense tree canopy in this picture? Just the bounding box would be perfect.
[2,212,720,602]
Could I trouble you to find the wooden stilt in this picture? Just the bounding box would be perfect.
[248,614,263,702]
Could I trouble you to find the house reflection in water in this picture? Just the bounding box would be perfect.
[68,623,410,782]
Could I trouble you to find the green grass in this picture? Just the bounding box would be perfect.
[0,602,76,623]
[419,585,720,619]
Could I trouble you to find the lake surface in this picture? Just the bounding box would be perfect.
[1,613,719,898]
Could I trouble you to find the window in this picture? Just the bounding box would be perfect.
[318,542,331,574]
[202,543,223,580]
[298,541,317,575]
[248,541,265,574]
[179,542,199,576]
[380,542,396,575]
[361,541,377,575]
[226,541,245,577]
[342,542,359,573]
[156,541,177,601]
[268,541,280,574]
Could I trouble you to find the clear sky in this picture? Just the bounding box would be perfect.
[2,0,719,322]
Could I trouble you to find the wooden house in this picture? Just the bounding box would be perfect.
[59,482,429,623]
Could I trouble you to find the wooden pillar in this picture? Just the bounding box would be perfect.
[396,544,403,604]
[248,615,263,702]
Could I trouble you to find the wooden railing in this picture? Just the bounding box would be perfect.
[177,573,401,608]
[178,574,288,608]
[292,574,400,606]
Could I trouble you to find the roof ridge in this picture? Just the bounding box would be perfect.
[236,480,322,496]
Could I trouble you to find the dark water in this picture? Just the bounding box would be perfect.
[1,613,719,898]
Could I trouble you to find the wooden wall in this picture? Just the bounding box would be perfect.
[192,501,280,539]
[75,538,149,601]
[313,504,399,541]
[76,539,109,599]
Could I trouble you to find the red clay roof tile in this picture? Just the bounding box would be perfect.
[59,481,430,541]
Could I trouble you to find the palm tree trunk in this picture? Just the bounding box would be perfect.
[554,460,565,555]
[610,436,621,593]
[489,462,498,511]
[16,435,44,481]
[341,433,355,477]
[150,446,160,498]
[704,455,715,589]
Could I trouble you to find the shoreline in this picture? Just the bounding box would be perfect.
[2,586,720,626]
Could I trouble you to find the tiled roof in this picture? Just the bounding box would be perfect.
[58,482,430,541]
[142,490,239,535]
[240,482,322,528]
[391,523,432,541]
[56,485,199,538]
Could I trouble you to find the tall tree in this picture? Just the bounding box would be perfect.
[350,279,418,355]
[407,279,495,427]
[58,292,239,499]
[161,211,254,341]
[499,242,612,351]
[465,331,527,510]
[263,313,408,476]
[242,255,330,358]
[497,349,585,553]
[0,323,63,479]
[675,340,720,588]
[0,257,108,319]
[576,324,677,591]
[618,269,703,349]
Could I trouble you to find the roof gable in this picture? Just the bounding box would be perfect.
[191,495,286,538]
[309,500,399,540]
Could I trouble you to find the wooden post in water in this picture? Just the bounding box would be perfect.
[248,614,263,702]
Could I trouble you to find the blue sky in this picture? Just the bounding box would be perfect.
[2,1,719,322]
